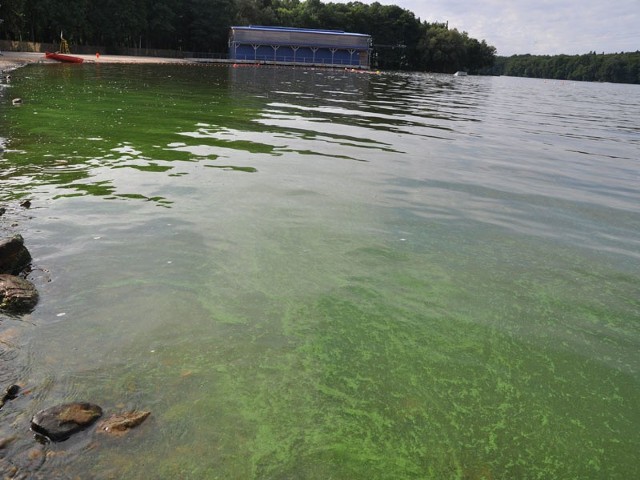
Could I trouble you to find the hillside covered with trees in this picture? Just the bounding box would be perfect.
[0,0,496,72]
[486,52,640,85]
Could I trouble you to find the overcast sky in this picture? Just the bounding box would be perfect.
[329,0,639,56]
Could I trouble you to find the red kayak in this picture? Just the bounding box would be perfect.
[45,52,84,63]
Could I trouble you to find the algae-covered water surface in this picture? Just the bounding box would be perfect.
[1,64,639,479]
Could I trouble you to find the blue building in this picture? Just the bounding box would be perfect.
[229,26,371,68]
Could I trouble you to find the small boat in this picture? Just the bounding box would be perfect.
[453,71,468,77]
[45,52,84,63]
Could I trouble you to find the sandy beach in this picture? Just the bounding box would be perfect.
[0,51,190,72]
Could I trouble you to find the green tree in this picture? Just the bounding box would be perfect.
[184,0,236,52]
[490,51,639,84]
[235,0,278,26]
[418,24,471,73]
[0,0,26,40]
[92,0,146,48]
[0,0,498,70]
[145,0,180,49]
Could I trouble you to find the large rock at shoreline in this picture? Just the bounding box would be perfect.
[0,274,39,312]
[0,235,32,275]
[31,402,103,442]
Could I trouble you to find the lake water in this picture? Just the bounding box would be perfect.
[1,64,639,479]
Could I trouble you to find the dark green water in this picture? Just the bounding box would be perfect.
[1,64,639,479]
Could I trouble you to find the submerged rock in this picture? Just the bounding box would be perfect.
[31,402,103,442]
[0,435,17,450]
[0,274,39,312]
[0,384,20,409]
[0,235,32,275]
[97,410,151,437]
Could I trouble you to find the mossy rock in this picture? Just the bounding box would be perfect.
[0,274,39,312]
[31,402,103,442]
[97,410,151,437]
[0,235,32,275]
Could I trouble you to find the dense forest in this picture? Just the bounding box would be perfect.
[484,52,640,85]
[0,0,496,72]
[2,0,636,83]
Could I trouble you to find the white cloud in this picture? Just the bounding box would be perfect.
[327,0,639,55]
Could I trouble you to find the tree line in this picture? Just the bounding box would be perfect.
[484,52,640,85]
[0,0,496,72]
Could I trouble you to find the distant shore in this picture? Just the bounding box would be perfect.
[0,51,190,72]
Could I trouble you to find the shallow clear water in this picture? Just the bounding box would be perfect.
[1,64,639,479]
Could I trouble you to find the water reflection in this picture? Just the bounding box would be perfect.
[2,65,640,255]
[3,66,494,204]
[1,65,639,479]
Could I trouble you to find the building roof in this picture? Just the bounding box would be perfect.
[231,25,371,39]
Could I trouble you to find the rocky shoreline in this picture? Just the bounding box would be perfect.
[0,54,171,477]
[0,205,151,478]
[1,183,150,476]
[0,234,38,313]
